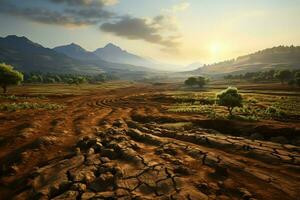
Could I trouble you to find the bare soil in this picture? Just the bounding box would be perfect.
[0,84,299,200]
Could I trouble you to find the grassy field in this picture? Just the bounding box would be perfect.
[165,89,300,121]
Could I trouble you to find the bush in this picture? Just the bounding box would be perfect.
[0,63,23,93]
[216,87,243,116]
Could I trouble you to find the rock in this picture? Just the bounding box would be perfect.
[100,157,111,163]
[113,119,125,127]
[81,192,96,200]
[69,166,97,184]
[101,148,118,159]
[93,142,103,152]
[89,172,115,192]
[70,183,86,192]
[86,154,102,166]
[115,188,130,197]
[87,148,95,155]
[156,178,174,195]
[9,165,19,174]
[173,165,190,175]
[94,191,115,199]
[52,190,79,200]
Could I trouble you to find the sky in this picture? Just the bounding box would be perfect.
[0,0,300,66]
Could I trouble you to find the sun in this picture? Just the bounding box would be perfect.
[210,42,222,56]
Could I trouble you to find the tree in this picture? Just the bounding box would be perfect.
[216,87,243,116]
[184,76,208,88]
[274,69,292,84]
[0,63,23,93]
[184,77,198,87]
[197,76,207,88]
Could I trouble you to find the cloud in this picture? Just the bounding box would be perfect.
[100,15,181,48]
[0,0,114,26]
[0,0,180,51]
[50,0,118,7]
[171,2,190,12]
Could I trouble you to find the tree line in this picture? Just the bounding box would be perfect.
[0,63,119,93]
[23,73,118,84]
[224,69,300,86]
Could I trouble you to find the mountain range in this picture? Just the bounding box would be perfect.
[0,35,155,79]
[54,42,191,71]
[1,35,300,79]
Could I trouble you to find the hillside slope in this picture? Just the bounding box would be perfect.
[194,46,300,75]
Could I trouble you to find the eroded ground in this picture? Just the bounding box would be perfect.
[0,84,300,200]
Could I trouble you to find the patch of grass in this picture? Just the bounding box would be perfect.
[0,102,64,111]
[0,95,46,100]
[166,91,300,121]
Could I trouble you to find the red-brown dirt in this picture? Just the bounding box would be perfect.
[0,84,299,200]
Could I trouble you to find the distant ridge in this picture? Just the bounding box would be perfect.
[192,46,300,75]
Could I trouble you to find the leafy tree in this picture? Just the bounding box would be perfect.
[216,87,243,116]
[185,76,208,88]
[0,63,23,93]
[185,77,198,87]
[274,69,292,84]
[197,76,207,88]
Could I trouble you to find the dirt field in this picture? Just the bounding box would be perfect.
[0,83,300,200]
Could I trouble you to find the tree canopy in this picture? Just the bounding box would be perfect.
[216,87,243,116]
[185,76,208,88]
[0,63,23,93]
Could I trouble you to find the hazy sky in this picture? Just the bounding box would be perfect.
[0,0,299,65]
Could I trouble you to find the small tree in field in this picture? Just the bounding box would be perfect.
[185,76,208,88]
[185,77,198,87]
[0,63,23,93]
[216,87,243,116]
[197,76,207,88]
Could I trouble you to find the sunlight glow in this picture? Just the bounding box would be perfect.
[210,42,222,56]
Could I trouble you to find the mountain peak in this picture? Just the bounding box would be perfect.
[54,43,87,52]
[104,43,122,51]
[2,35,42,48]
[5,35,28,40]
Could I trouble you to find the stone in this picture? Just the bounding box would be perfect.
[69,166,97,184]
[52,190,79,200]
[94,191,115,199]
[70,183,87,192]
[89,172,115,192]
[81,192,96,200]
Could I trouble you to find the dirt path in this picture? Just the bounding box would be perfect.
[0,85,299,200]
